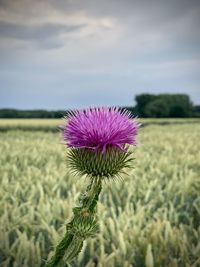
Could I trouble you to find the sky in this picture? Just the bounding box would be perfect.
[0,0,200,109]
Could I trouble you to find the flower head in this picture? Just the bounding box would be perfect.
[64,107,139,153]
[64,107,139,179]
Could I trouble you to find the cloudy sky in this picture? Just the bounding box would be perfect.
[0,0,200,109]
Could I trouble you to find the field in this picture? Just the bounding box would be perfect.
[0,118,200,132]
[0,119,200,267]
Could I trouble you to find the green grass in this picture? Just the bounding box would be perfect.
[0,121,200,267]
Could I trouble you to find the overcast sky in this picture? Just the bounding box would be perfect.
[0,0,200,109]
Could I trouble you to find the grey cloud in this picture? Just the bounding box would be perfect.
[44,0,200,59]
[48,0,200,20]
[0,0,9,8]
[50,0,200,42]
[0,21,85,48]
[1,0,200,51]
[2,0,200,23]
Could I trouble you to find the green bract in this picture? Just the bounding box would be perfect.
[72,214,99,238]
[67,147,133,179]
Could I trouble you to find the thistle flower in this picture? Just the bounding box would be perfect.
[64,107,139,179]
[64,107,138,152]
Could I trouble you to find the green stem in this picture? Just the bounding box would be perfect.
[45,233,73,267]
[45,178,102,267]
[63,237,84,262]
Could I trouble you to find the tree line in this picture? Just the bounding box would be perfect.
[134,93,199,118]
[0,94,199,118]
[0,109,66,118]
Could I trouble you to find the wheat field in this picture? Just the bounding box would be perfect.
[0,120,200,267]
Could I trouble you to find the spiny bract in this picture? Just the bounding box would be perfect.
[67,147,133,179]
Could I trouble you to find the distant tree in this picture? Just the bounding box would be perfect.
[135,94,157,117]
[160,94,193,117]
[144,98,170,117]
[193,105,200,117]
[135,93,193,118]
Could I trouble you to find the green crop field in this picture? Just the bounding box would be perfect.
[0,118,199,132]
[0,120,200,267]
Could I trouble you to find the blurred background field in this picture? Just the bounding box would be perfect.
[0,119,200,267]
[0,118,200,132]
[0,119,61,132]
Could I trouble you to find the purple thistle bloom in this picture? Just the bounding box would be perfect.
[64,107,139,153]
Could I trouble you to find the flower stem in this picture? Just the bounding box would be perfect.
[45,177,102,267]
[45,233,73,267]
